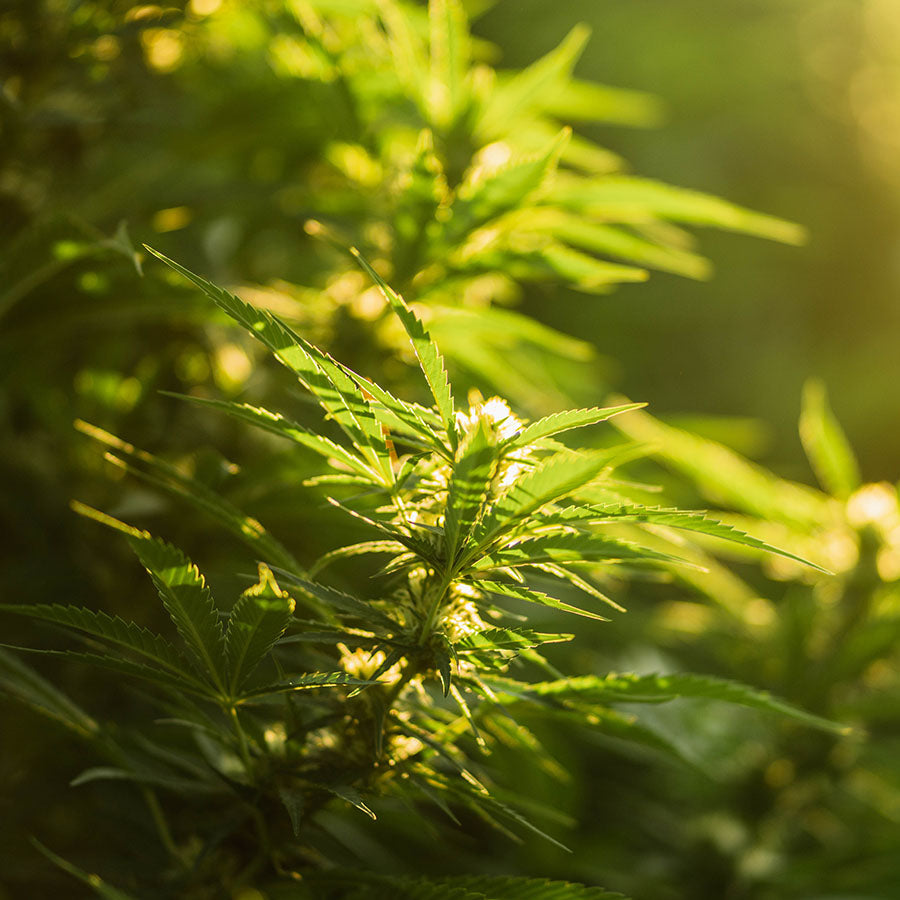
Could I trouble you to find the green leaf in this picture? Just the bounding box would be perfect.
[552,175,807,244]
[471,449,623,553]
[477,25,591,137]
[473,531,683,570]
[74,423,301,572]
[225,564,295,694]
[516,672,851,734]
[276,571,403,633]
[437,875,629,899]
[541,78,662,128]
[799,378,861,500]
[126,531,227,692]
[163,393,380,482]
[439,774,572,852]
[532,563,625,613]
[512,208,710,279]
[0,648,98,738]
[428,0,470,129]
[544,502,831,573]
[237,671,379,701]
[308,540,408,578]
[144,247,392,483]
[69,766,219,795]
[609,403,831,527]
[351,247,456,444]
[297,873,481,900]
[379,0,428,96]
[445,418,498,563]
[344,370,449,456]
[470,579,610,622]
[455,627,573,655]
[31,840,138,900]
[0,603,209,692]
[325,783,378,820]
[507,404,646,451]
[530,242,648,292]
[323,496,442,566]
[0,644,214,699]
[447,129,571,242]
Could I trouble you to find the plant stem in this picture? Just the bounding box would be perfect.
[141,786,185,868]
[416,568,455,646]
[229,705,253,772]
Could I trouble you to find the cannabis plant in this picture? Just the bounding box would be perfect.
[0,249,845,898]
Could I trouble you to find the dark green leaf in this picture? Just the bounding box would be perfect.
[225,565,295,694]
[445,418,498,563]
[351,247,456,443]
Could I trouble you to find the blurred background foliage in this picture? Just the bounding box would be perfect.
[2,0,899,898]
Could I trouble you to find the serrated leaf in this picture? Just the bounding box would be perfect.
[799,378,861,500]
[0,644,215,699]
[445,418,498,563]
[455,627,573,654]
[470,449,622,554]
[507,404,646,451]
[323,496,442,566]
[126,532,227,692]
[325,783,377,820]
[544,502,831,573]
[470,580,609,622]
[351,247,456,443]
[237,671,379,701]
[299,873,481,900]
[443,875,629,899]
[474,531,683,570]
[532,563,625,613]
[441,774,572,852]
[225,564,295,694]
[275,571,403,633]
[145,247,392,482]
[74,423,300,572]
[469,579,610,622]
[516,672,851,734]
[344,367,451,458]
[163,393,379,482]
[0,648,98,738]
[309,539,408,578]
[0,603,206,691]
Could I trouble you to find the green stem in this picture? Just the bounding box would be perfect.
[229,705,253,772]
[141,786,185,867]
[416,568,455,646]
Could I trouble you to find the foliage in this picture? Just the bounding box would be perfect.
[2,2,895,900]
[1,249,845,897]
